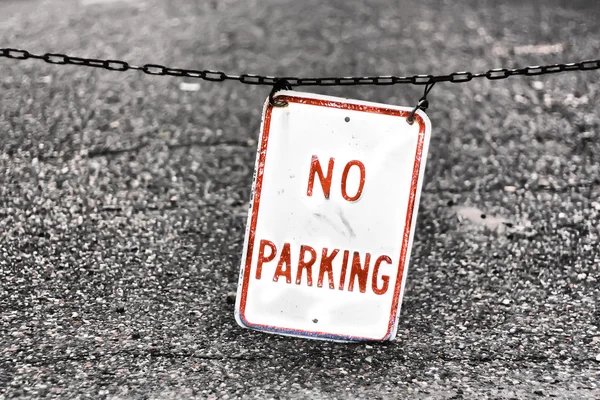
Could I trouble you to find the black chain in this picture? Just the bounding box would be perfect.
[1,47,599,86]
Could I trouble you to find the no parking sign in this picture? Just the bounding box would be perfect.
[235,91,431,341]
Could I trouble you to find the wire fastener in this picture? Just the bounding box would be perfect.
[407,81,436,125]
[269,79,292,107]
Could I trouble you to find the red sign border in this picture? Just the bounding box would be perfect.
[237,94,428,341]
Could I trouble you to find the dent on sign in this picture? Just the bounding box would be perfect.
[235,91,432,341]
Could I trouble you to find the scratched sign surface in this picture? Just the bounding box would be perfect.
[235,91,431,341]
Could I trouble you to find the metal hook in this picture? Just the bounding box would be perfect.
[269,79,292,107]
[407,81,435,125]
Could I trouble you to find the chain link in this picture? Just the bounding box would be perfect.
[1,47,599,86]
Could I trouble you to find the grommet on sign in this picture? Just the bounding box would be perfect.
[269,78,293,107]
[407,81,435,125]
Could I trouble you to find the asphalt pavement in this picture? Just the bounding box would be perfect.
[1,0,599,398]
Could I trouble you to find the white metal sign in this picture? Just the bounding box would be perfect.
[235,91,431,341]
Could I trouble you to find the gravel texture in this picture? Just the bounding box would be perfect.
[1,0,599,398]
